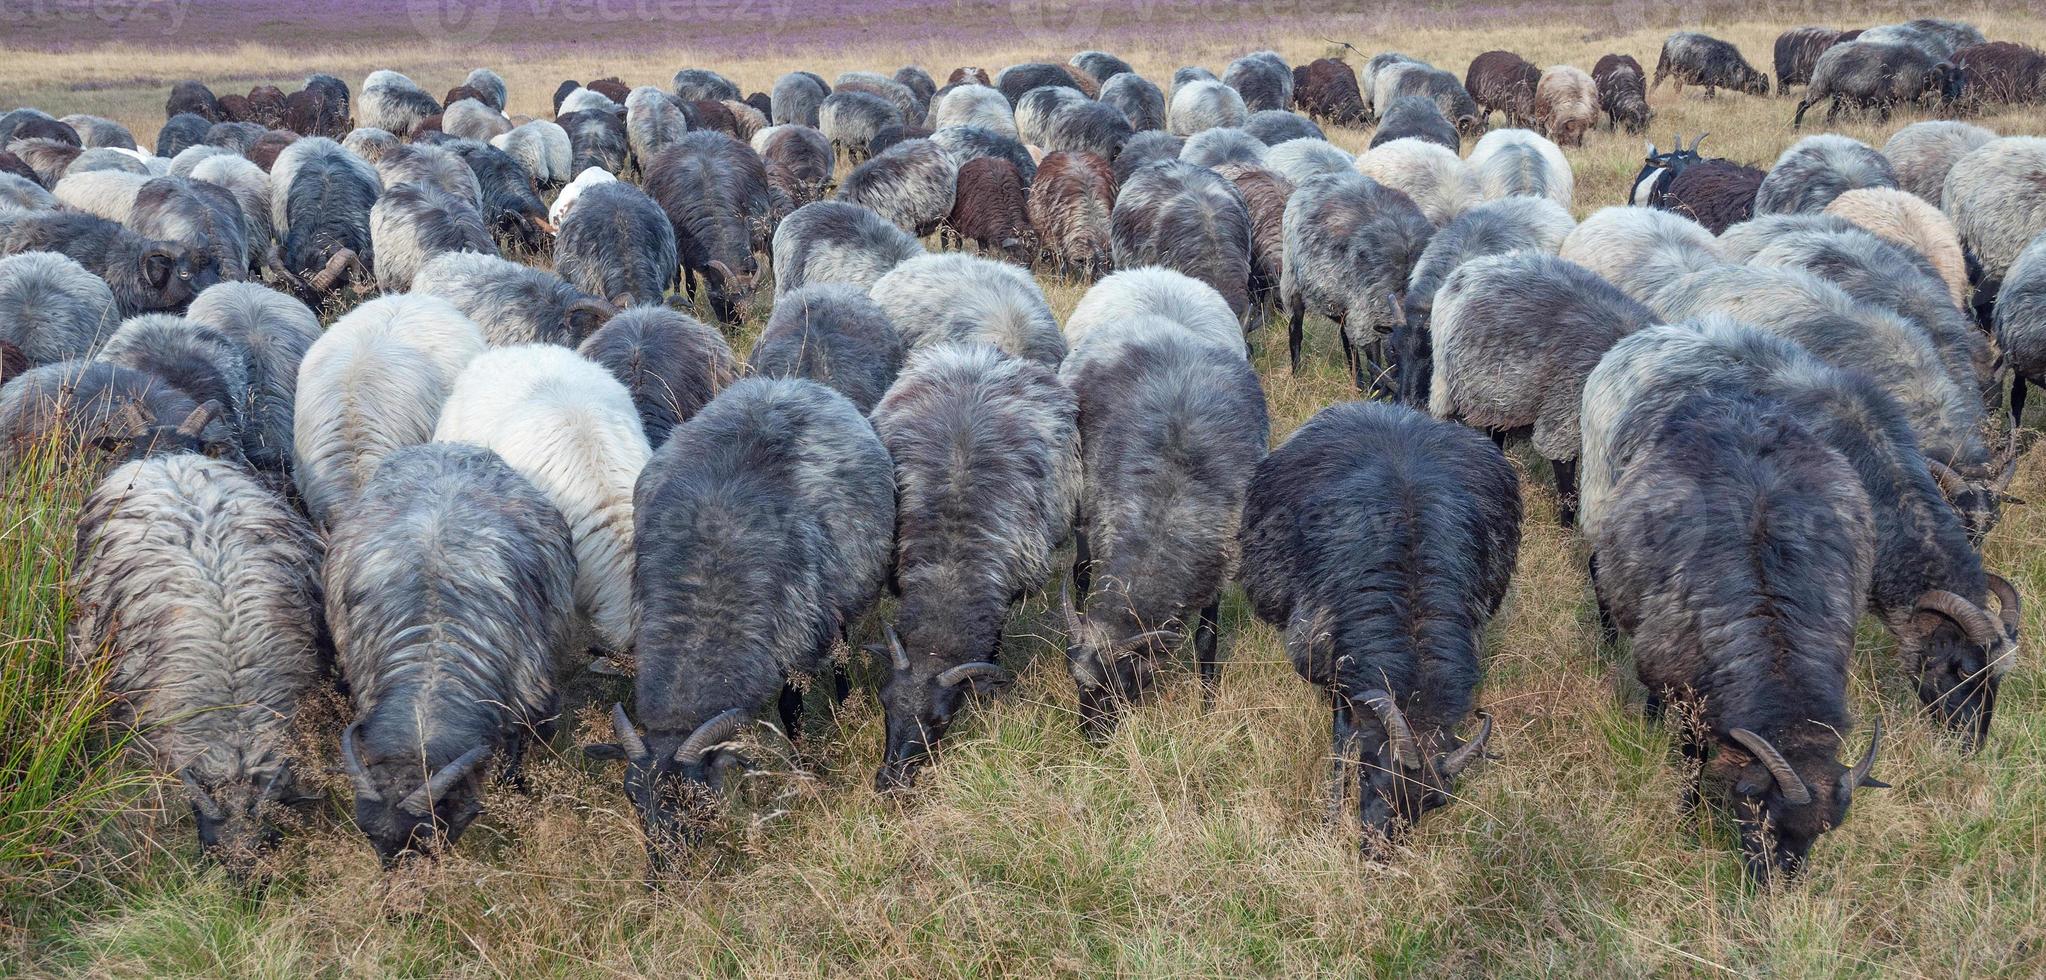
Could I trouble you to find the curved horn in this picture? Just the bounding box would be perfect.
[1914,589,2007,651]
[308,248,355,292]
[674,708,748,764]
[1112,629,1182,657]
[937,661,1005,688]
[1985,573,2021,639]
[179,768,227,822]
[177,400,221,437]
[707,259,735,283]
[1356,689,1420,769]
[1727,728,1812,805]
[1996,429,2021,490]
[340,723,382,802]
[609,702,648,760]
[1437,712,1494,779]
[1845,717,1882,791]
[882,623,911,672]
[398,744,492,816]
[1927,459,1966,499]
[1060,578,1084,636]
[1689,132,1708,152]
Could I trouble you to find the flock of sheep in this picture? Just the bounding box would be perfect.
[1,15,2044,886]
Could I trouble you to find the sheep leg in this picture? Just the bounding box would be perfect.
[1195,600,1220,704]
[683,265,697,300]
[778,683,803,743]
[1588,552,1619,649]
[1825,98,1841,125]
[1288,299,1306,374]
[1551,457,1579,528]
[1072,527,1092,600]
[2013,374,2030,432]
[1326,700,1357,825]
[1490,429,1508,450]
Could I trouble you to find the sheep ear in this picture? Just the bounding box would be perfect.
[142,248,175,289]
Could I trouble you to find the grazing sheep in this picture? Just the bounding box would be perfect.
[1654,31,1772,97]
[1172,67,1220,94]
[755,124,835,207]
[1169,80,1249,136]
[188,155,273,265]
[642,132,772,324]
[1281,172,1434,387]
[1038,99,1133,159]
[51,170,147,224]
[998,62,1090,103]
[1355,138,1477,227]
[1014,86,1089,147]
[772,200,925,297]
[1824,187,1972,310]
[1241,110,1321,146]
[0,210,218,316]
[895,67,936,110]
[1858,18,1983,62]
[946,67,992,87]
[0,360,233,472]
[94,315,249,448]
[1111,131,1185,185]
[330,443,572,868]
[1369,96,1459,152]
[547,165,615,228]
[1393,196,1576,406]
[1175,126,1260,168]
[1262,137,1353,185]
[1466,128,1572,208]
[1953,42,2046,108]
[820,91,902,161]
[1775,26,1864,93]
[493,120,574,187]
[836,72,922,124]
[166,81,222,123]
[62,114,137,151]
[1941,137,2046,288]
[434,345,649,653]
[367,182,492,293]
[554,181,680,308]
[577,306,737,448]
[1881,121,1995,208]
[182,282,319,475]
[0,251,118,366]
[559,109,630,177]
[772,72,829,128]
[868,343,1078,788]
[1795,40,1964,129]
[443,139,552,254]
[2001,232,2046,428]
[590,378,892,854]
[1465,51,1541,128]
[1099,73,1166,133]
[284,75,351,139]
[270,137,379,296]
[443,100,511,143]
[1293,58,1367,125]
[1224,52,1293,113]
[413,251,612,348]
[292,294,486,531]
[10,138,85,186]
[1717,212,1863,262]
[359,71,440,137]
[748,284,902,412]
[869,252,1065,365]
[72,444,323,863]
[129,176,248,283]
[1557,206,1722,307]
[1214,162,1292,313]
[1379,62,1483,136]
[1592,54,1652,133]
[559,87,619,117]
[1028,150,1117,281]
[1112,160,1254,322]
[622,88,689,169]
[155,114,213,159]
[836,137,959,240]
[670,68,740,104]
[719,100,767,144]
[943,156,1033,264]
[1634,140,1768,234]
[931,85,1017,139]
[1238,400,1519,850]
[1533,66,1597,147]
[1064,266,1246,357]
[1071,51,1135,83]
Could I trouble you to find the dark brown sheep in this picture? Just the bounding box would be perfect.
[1292,58,1368,125]
[245,85,289,128]
[1215,163,1293,314]
[444,85,491,110]
[1662,159,1766,234]
[1465,50,1541,128]
[944,157,1035,265]
[687,99,742,139]
[1774,27,1863,93]
[1028,150,1117,281]
[245,130,299,172]
[1593,54,1652,133]
[948,67,994,87]
[166,80,221,122]
[586,77,633,104]
[1058,65,1103,99]
[1953,41,2046,107]
[216,93,254,124]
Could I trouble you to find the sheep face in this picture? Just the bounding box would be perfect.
[340,725,492,869]
[583,706,747,866]
[185,762,317,866]
[1333,700,1490,853]
[1906,589,2017,750]
[1739,67,1772,97]
[873,627,1001,791]
[127,240,219,314]
[91,399,241,464]
[1710,729,1879,884]
[705,259,758,324]
[1060,589,1181,738]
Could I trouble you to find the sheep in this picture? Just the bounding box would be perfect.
[1592,54,1652,134]
[1262,138,1353,185]
[165,81,222,123]
[771,200,925,299]
[1214,162,1292,313]
[1168,80,1249,136]
[1953,42,2046,108]
[1224,52,1293,113]
[589,378,893,853]
[341,127,401,164]
[720,99,768,144]
[1795,41,1966,130]
[1428,253,1656,525]
[1858,18,1984,62]
[1465,50,1541,129]
[998,62,1089,103]
[0,172,55,211]
[129,175,248,284]
[8,138,84,186]
[1064,266,1245,357]
[188,155,273,265]
[930,85,1017,139]
[1558,206,1722,306]
[1584,313,2014,749]
[1383,63,1483,137]
[868,343,1077,788]
[1072,51,1134,83]
[493,120,574,187]
[378,137,480,202]
[1014,86,1089,147]
[554,181,680,309]
[896,66,936,106]
[1465,128,1572,208]
[559,87,619,117]
[947,67,992,87]
[747,284,902,413]
[836,72,922,125]
[835,137,959,244]
[92,314,248,445]
[1028,150,1117,281]
[0,210,218,316]
[0,360,233,472]
[547,165,615,229]
[443,99,511,143]
[1717,212,1863,262]
[1368,96,1458,152]
[1941,137,2046,289]
[1654,31,1772,97]
[154,114,213,159]
[180,282,318,476]
[269,137,379,296]
[1099,73,1166,133]
[2000,232,2046,433]
[620,88,689,170]
[292,294,486,532]
[50,170,146,224]
[1392,196,1577,406]
[1293,58,1367,125]
[1172,66,1219,94]
[412,251,612,348]
[1238,399,1519,850]
[1111,131,1185,185]
[1639,143,1768,235]
[1355,138,1476,227]
[559,109,630,176]
[328,442,572,868]
[1177,128,1263,170]
[1880,121,1994,208]
[283,74,351,140]
[1039,99,1133,159]
[869,252,1065,366]
[771,72,828,128]
[942,156,1033,264]
[1281,172,1434,388]
[359,71,440,137]
[442,139,553,254]
[0,251,118,367]
[1775,26,1864,93]
[1241,110,1321,147]
[641,132,772,324]
[72,442,323,863]
[367,182,492,293]
[1590,389,1880,882]
[755,124,835,207]
[1824,187,1971,308]
[61,114,137,151]
[820,91,903,161]
[1532,66,1597,148]
[576,306,737,449]
[1111,159,1255,326]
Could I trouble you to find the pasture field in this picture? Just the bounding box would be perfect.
[4,2,2046,976]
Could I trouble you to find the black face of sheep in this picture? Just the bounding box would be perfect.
[1719,724,1883,883]
[872,626,1002,791]
[583,705,747,863]
[1631,133,1707,204]
[1058,584,1182,738]
[183,761,318,865]
[340,724,492,869]
[91,399,240,463]
[1327,682,1494,851]
[1907,580,2019,749]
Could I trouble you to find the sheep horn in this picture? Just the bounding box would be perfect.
[177,400,221,437]
[1113,629,1182,657]
[340,723,382,803]
[1914,589,2007,652]
[308,248,354,292]
[1437,712,1494,779]
[882,623,911,672]
[1689,132,1708,152]
[1356,689,1420,769]
[609,702,648,760]
[1985,573,2022,640]
[1927,458,1966,499]
[397,744,492,816]
[1727,728,1812,805]
[532,215,556,236]
[179,767,227,822]
[1995,429,2021,491]
[937,661,1005,688]
[1845,717,1883,792]
[1059,579,1084,636]
[674,708,748,764]
[708,259,734,284]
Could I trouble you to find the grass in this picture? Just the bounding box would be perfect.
[5,3,2046,975]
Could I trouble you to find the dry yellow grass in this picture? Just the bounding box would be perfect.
[4,6,2046,977]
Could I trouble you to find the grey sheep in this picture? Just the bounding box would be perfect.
[1428,253,1657,524]
[747,284,903,413]
[1756,136,1904,211]
[463,68,508,111]
[1071,51,1135,83]
[836,72,923,123]
[1062,266,1245,356]
[1112,159,1254,322]
[754,124,835,208]
[0,209,219,316]
[358,70,440,137]
[558,108,630,176]
[1262,138,1353,185]
[412,251,613,347]
[1998,231,2046,431]
[588,378,892,856]
[0,250,119,367]
[61,114,137,151]
[626,87,690,167]
[771,200,925,297]
[1354,138,1479,226]
[1280,172,1434,387]
[1111,131,1185,185]
[1179,127,1266,169]
[330,442,574,867]
[1224,51,1293,113]
[1942,137,2046,289]
[772,72,828,128]
[1015,86,1090,147]
[576,306,738,448]
[187,155,273,268]
[1168,80,1249,136]
[643,131,774,324]
[869,252,1065,366]
[1214,162,1292,313]
[1557,206,1722,308]
[1859,18,1983,62]
[1241,109,1321,146]
[673,68,741,103]
[183,282,320,475]
[155,114,214,158]
[1881,120,1995,207]
[1368,96,1458,152]
[1793,40,1963,128]
[0,172,55,211]
[1057,315,1268,734]
[836,137,959,239]
[443,99,511,143]
[1100,73,1166,132]
[95,314,250,449]
[73,442,324,863]
[1392,196,1575,406]
[0,360,235,472]
[929,85,1017,140]
[1038,99,1133,159]
[270,137,380,295]
[554,180,679,308]
[1653,31,1772,97]
[368,182,493,293]
[1238,399,1519,850]
[820,91,903,161]
[492,120,573,187]
[1379,62,1482,136]
[928,125,1037,185]
[1465,128,1574,209]
[869,343,1079,788]
[1172,66,1220,94]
